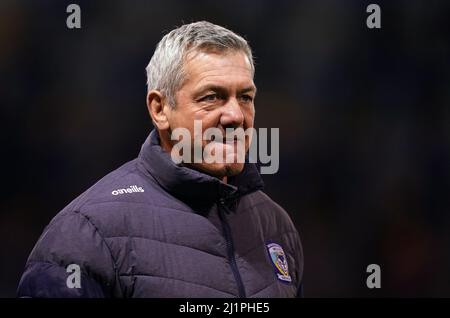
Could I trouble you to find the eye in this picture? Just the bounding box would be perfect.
[199,94,218,102]
[240,94,254,103]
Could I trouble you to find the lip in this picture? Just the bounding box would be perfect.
[208,135,243,144]
[224,136,241,144]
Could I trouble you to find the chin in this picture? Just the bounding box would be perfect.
[223,162,245,177]
[190,162,245,179]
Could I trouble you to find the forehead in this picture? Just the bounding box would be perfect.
[182,50,254,90]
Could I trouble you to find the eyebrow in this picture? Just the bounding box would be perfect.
[240,86,257,94]
[195,84,257,96]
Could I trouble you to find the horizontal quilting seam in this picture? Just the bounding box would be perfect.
[231,198,293,224]
[120,273,236,297]
[82,191,272,216]
[233,243,273,288]
[26,259,106,285]
[236,241,265,259]
[235,231,299,260]
[83,200,192,214]
[248,281,276,297]
[239,198,273,213]
[28,259,72,268]
[105,235,226,259]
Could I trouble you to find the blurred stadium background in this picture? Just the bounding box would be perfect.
[0,0,449,297]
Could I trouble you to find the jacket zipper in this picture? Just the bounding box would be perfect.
[218,198,246,298]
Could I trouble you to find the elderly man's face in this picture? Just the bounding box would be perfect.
[165,50,256,179]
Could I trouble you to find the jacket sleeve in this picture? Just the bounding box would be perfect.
[290,222,304,298]
[297,282,304,297]
[17,210,119,298]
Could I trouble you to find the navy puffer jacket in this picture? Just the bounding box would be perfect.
[18,130,303,297]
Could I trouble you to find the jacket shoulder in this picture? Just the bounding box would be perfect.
[243,190,299,233]
[66,159,147,211]
[53,158,190,238]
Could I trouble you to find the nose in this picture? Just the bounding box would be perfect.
[220,98,244,128]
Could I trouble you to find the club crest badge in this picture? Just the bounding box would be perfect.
[266,242,292,283]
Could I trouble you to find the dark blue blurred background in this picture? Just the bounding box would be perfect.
[1,0,449,297]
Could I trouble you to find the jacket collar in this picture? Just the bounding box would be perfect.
[138,130,264,205]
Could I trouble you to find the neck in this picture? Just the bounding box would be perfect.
[159,130,173,154]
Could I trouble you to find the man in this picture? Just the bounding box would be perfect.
[17,21,303,297]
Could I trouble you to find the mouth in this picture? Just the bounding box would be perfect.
[211,136,241,144]
[200,131,247,163]
[209,135,243,144]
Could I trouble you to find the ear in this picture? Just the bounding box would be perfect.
[147,90,170,131]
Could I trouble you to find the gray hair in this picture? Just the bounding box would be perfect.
[145,21,254,107]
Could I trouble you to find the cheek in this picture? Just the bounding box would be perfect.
[168,115,185,134]
[198,110,222,128]
[243,107,255,127]
[168,103,196,129]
